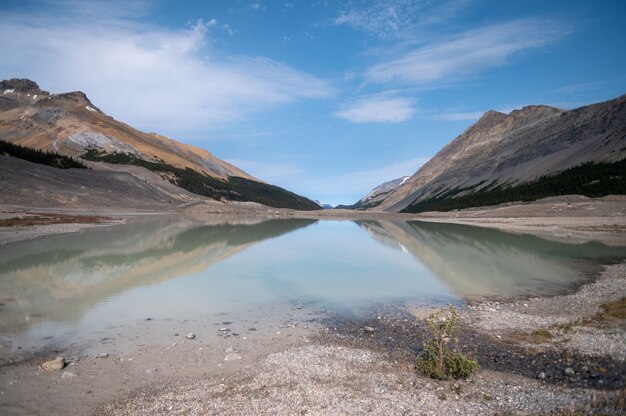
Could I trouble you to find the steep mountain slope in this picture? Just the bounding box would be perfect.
[0,79,251,179]
[0,155,209,210]
[336,176,409,210]
[0,78,321,210]
[374,95,626,212]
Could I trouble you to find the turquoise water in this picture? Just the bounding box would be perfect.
[0,216,624,353]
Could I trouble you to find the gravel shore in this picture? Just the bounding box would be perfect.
[97,263,626,415]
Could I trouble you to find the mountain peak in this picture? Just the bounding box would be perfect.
[47,90,101,111]
[509,104,564,118]
[0,78,49,96]
[473,110,507,129]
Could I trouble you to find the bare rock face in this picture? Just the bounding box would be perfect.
[374,95,626,212]
[41,357,66,371]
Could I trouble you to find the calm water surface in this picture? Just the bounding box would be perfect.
[1,216,624,354]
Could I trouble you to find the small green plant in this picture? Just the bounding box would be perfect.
[416,305,479,380]
[531,328,553,341]
[551,320,580,333]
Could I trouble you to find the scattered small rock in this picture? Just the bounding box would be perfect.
[41,357,65,371]
[224,353,242,362]
[186,333,196,340]
[95,353,109,359]
[537,371,546,380]
[363,326,375,333]
[564,367,575,377]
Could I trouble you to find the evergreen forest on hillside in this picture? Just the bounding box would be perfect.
[401,159,626,213]
[81,150,320,210]
[0,140,88,169]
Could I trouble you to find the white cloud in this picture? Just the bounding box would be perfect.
[433,111,483,121]
[335,95,416,123]
[366,19,569,85]
[0,5,333,136]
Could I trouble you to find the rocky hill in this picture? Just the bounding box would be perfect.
[372,95,626,212]
[0,79,320,210]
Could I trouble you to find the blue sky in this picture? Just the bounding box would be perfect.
[1,0,625,206]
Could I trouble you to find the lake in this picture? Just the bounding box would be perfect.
[1,216,624,356]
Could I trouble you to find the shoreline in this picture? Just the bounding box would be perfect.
[95,262,626,415]
[1,195,625,246]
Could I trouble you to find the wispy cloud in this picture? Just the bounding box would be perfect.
[366,18,570,85]
[333,1,420,38]
[334,94,417,123]
[332,0,472,38]
[315,157,430,205]
[433,111,484,121]
[224,158,304,181]
[554,81,603,94]
[0,2,334,136]
[224,156,430,206]
[331,157,428,188]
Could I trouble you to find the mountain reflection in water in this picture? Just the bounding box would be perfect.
[1,217,624,340]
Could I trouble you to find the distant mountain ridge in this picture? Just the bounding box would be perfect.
[0,79,321,210]
[370,95,626,212]
[337,176,410,210]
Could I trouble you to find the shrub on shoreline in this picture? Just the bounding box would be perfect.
[416,306,479,380]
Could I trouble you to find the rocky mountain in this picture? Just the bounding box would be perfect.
[336,176,410,210]
[0,79,320,210]
[373,95,626,212]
